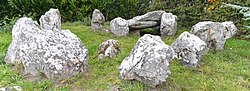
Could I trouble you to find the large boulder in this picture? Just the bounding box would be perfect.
[98,39,120,60]
[160,13,177,36]
[119,34,174,88]
[171,32,208,67]
[91,9,105,32]
[110,17,129,36]
[4,9,88,78]
[39,9,61,30]
[191,21,237,50]
[127,10,165,29]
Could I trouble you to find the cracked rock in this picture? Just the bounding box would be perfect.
[191,21,237,50]
[171,31,208,67]
[4,9,88,78]
[119,34,174,88]
[98,39,120,60]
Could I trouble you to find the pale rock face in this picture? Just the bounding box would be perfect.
[0,86,23,91]
[221,21,238,39]
[119,34,174,88]
[160,13,177,36]
[4,9,88,78]
[191,21,237,50]
[171,32,208,67]
[98,39,120,60]
[39,9,61,30]
[91,9,105,32]
[127,10,165,29]
[110,17,129,36]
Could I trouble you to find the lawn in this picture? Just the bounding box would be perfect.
[0,22,249,91]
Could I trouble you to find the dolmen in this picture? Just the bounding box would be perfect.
[110,10,177,37]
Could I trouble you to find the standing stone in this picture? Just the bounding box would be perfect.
[119,34,174,88]
[110,17,129,36]
[191,21,237,50]
[160,13,177,36]
[171,32,208,67]
[4,9,88,79]
[91,9,105,32]
[40,8,61,30]
[98,39,120,60]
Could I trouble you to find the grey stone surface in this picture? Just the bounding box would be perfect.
[0,86,23,91]
[4,9,88,78]
[119,34,174,88]
[98,39,120,60]
[191,21,237,50]
[91,9,105,32]
[39,8,61,31]
[221,21,238,39]
[171,32,208,67]
[110,17,129,36]
[127,10,165,29]
[160,13,177,36]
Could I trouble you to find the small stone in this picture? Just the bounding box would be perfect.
[98,39,120,60]
[0,86,23,91]
[171,31,208,67]
[119,34,174,88]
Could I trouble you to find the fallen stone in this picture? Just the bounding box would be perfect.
[171,31,208,67]
[160,13,177,36]
[110,17,129,36]
[98,39,120,60]
[91,9,105,32]
[191,21,237,50]
[119,34,174,88]
[4,9,88,79]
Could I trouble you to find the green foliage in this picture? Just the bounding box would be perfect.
[7,0,92,22]
[90,0,151,20]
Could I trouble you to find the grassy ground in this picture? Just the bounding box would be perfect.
[0,22,249,91]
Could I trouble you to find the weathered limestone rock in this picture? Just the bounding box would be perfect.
[191,21,237,50]
[160,13,177,36]
[98,39,120,60]
[91,9,105,32]
[4,9,88,79]
[0,86,23,91]
[128,10,165,29]
[39,9,61,30]
[119,34,174,88]
[171,32,208,67]
[110,17,129,36]
[221,21,238,39]
[110,10,177,37]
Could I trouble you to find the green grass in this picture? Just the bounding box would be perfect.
[0,22,249,91]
